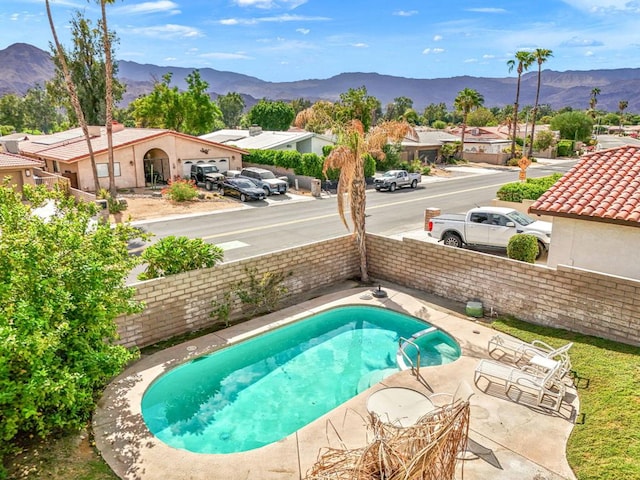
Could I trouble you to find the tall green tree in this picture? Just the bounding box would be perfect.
[246,99,295,131]
[422,102,449,126]
[217,92,245,128]
[323,120,413,282]
[528,48,553,157]
[0,183,141,467]
[467,106,495,127]
[507,51,534,158]
[21,85,58,133]
[129,71,221,135]
[453,88,484,160]
[289,98,312,115]
[335,86,381,132]
[550,111,594,142]
[384,96,413,121]
[46,0,101,193]
[0,94,25,131]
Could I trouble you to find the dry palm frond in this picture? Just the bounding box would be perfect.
[305,401,470,480]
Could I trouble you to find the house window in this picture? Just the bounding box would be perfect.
[53,161,60,173]
[97,163,121,178]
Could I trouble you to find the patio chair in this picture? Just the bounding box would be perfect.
[488,334,573,364]
[427,380,475,409]
[474,359,566,411]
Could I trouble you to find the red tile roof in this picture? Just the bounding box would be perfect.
[0,151,44,169]
[529,145,640,226]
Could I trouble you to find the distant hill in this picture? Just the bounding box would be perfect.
[2,42,640,113]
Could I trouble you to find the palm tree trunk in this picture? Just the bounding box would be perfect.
[351,177,369,282]
[460,115,467,160]
[46,0,101,194]
[528,66,543,158]
[100,0,117,197]
[510,74,522,160]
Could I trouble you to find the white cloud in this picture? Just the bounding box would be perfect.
[233,0,308,9]
[422,48,445,55]
[351,42,368,48]
[561,36,604,47]
[560,0,640,13]
[296,28,310,34]
[112,1,180,16]
[127,24,203,39]
[464,58,478,63]
[433,35,443,41]
[218,14,329,25]
[585,50,595,56]
[482,54,495,59]
[394,10,418,16]
[200,52,252,60]
[465,7,507,13]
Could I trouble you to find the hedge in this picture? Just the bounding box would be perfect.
[496,173,562,203]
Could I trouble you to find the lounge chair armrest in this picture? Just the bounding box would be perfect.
[428,392,454,408]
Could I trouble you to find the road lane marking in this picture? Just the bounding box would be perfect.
[200,181,508,241]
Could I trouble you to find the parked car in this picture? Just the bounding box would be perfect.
[190,163,225,191]
[239,167,288,196]
[374,170,421,191]
[427,206,552,258]
[219,178,267,202]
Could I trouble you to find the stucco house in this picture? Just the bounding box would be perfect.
[399,128,459,163]
[0,148,44,193]
[16,124,248,193]
[200,127,334,157]
[529,145,640,280]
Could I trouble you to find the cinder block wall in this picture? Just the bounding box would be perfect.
[117,235,359,348]
[366,234,640,347]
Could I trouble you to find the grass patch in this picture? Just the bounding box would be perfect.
[491,316,640,480]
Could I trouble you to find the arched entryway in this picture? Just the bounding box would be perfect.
[143,148,170,185]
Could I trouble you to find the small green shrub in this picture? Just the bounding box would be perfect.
[211,291,233,327]
[506,158,520,167]
[421,165,431,175]
[138,236,223,280]
[556,140,575,157]
[162,178,198,202]
[507,234,538,263]
[234,267,290,315]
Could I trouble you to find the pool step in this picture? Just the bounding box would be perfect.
[396,327,438,370]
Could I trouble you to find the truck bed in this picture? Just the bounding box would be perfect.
[432,213,466,222]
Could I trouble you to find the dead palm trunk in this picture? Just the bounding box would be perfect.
[100,0,117,197]
[46,0,101,194]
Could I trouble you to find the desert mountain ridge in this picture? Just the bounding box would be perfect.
[2,42,640,113]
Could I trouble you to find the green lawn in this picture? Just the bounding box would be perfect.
[491,317,640,480]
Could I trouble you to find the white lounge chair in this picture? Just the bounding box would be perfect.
[488,334,573,365]
[474,358,566,411]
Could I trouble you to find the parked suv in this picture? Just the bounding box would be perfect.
[239,167,288,195]
[190,163,225,191]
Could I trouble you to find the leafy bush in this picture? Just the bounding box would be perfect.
[234,267,290,315]
[0,183,142,470]
[162,178,199,202]
[507,234,538,263]
[364,155,376,178]
[138,236,224,280]
[432,120,446,129]
[496,173,562,202]
[556,140,575,157]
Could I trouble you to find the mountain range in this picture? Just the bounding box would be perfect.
[2,42,639,113]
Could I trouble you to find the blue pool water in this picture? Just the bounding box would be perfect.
[141,305,460,454]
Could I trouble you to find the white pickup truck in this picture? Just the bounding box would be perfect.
[374,170,421,192]
[427,206,552,258]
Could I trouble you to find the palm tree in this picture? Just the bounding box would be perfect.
[322,120,413,282]
[618,100,628,135]
[507,51,534,159]
[528,48,553,157]
[46,0,101,193]
[589,88,601,116]
[453,88,484,160]
[98,0,117,197]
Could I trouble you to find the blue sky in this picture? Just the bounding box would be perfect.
[1,0,639,82]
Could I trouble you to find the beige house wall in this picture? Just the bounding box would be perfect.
[116,233,640,349]
[546,217,640,280]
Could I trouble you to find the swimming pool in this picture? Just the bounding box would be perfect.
[141,305,460,454]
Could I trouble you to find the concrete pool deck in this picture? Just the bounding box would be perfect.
[94,282,579,480]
